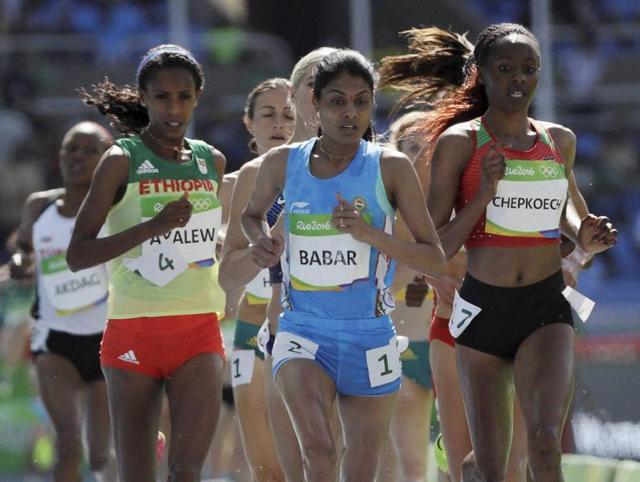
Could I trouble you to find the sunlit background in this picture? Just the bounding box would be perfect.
[0,1,638,480]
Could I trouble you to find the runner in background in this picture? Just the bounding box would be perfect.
[9,121,116,482]
[263,46,337,482]
[379,111,436,482]
[68,44,227,482]
[241,49,445,482]
[218,77,295,481]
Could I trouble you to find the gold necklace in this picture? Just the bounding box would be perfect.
[317,137,358,162]
[143,128,184,159]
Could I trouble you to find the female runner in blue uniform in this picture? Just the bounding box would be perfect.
[241,48,445,482]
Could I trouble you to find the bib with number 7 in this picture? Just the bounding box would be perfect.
[449,290,482,338]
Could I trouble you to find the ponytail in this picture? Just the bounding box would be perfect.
[79,79,148,135]
[379,27,474,114]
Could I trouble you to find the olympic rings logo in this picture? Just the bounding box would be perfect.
[539,165,559,178]
[190,198,212,211]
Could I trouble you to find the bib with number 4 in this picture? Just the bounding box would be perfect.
[366,337,401,388]
[231,350,256,387]
[449,290,482,338]
[123,243,188,287]
[271,332,319,367]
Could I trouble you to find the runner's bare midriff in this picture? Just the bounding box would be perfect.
[466,244,561,287]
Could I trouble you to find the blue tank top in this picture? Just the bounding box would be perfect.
[282,138,397,320]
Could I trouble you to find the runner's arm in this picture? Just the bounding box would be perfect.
[427,127,492,260]
[219,160,265,292]
[342,149,444,277]
[240,147,288,268]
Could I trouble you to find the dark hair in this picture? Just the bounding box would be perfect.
[244,77,292,153]
[313,49,376,98]
[425,24,539,153]
[312,49,377,141]
[381,24,539,156]
[79,44,204,135]
[379,28,474,114]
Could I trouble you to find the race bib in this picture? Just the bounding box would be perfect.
[30,324,49,352]
[396,335,409,353]
[256,319,270,355]
[40,254,108,312]
[123,243,188,287]
[562,286,595,322]
[141,192,221,265]
[366,337,401,388]
[231,350,256,387]
[288,213,370,290]
[271,331,319,367]
[245,269,272,304]
[486,160,568,236]
[449,290,482,338]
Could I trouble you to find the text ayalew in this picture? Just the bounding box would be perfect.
[149,227,216,245]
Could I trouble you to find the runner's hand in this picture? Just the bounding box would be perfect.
[478,142,509,203]
[332,193,371,243]
[147,191,193,236]
[405,275,430,307]
[429,274,461,309]
[251,234,284,268]
[578,214,618,254]
[8,253,33,280]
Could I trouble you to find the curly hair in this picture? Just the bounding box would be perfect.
[79,45,204,135]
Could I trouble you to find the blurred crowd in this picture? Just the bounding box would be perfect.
[1,0,639,276]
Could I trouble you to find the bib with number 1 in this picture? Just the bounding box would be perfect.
[141,191,221,266]
[288,213,370,291]
[486,159,568,237]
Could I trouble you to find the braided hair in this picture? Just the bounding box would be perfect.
[79,45,205,135]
